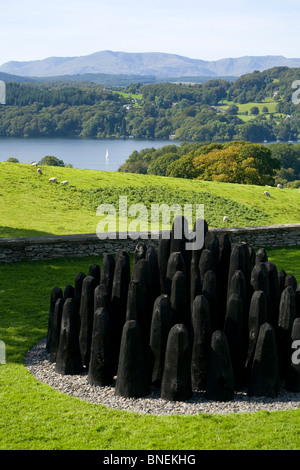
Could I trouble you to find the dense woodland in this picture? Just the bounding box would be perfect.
[1,66,300,184]
[118,141,300,186]
[1,66,300,142]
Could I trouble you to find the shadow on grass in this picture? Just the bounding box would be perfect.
[0,226,54,238]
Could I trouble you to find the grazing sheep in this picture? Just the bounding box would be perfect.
[48,177,57,183]
[30,162,37,167]
[264,191,271,197]
[277,184,283,189]
[60,180,69,185]
[223,216,229,222]
[37,168,43,174]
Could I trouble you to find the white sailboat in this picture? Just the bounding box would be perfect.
[105,148,109,160]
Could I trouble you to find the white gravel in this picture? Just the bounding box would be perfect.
[25,338,300,416]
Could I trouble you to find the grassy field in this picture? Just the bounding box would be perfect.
[0,161,299,450]
[0,161,299,238]
[0,248,299,450]
[217,98,282,122]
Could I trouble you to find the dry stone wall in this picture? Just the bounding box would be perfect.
[0,224,299,263]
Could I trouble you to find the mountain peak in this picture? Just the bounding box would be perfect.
[1,51,300,78]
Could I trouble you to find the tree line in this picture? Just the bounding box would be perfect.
[1,66,300,142]
[118,141,300,187]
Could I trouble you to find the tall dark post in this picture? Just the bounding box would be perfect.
[227,269,248,346]
[146,245,161,304]
[224,293,246,390]
[205,330,235,401]
[111,250,131,375]
[248,323,280,398]
[277,286,296,379]
[250,262,270,320]
[199,249,216,285]
[149,294,174,386]
[285,317,300,392]
[161,324,192,402]
[255,247,268,263]
[55,298,83,375]
[218,233,232,325]
[74,272,86,342]
[49,297,64,363]
[165,251,186,296]
[190,295,211,391]
[64,285,74,301]
[88,307,113,386]
[78,275,96,368]
[265,261,280,326]
[285,274,297,292]
[245,290,268,372]
[227,243,246,304]
[204,232,219,273]
[158,236,171,294]
[100,253,115,297]
[115,320,149,398]
[170,271,188,328]
[202,269,219,333]
[278,269,287,297]
[190,257,202,313]
[46,286,63,353]
[89,263,101,286]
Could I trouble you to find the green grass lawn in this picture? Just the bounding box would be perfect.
[217,98,282,122]
[0,248,299,450]
[0,162,299,238]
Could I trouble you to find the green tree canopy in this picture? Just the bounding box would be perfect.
[193,143,281,185]
[166,153,198,179]
[250,106,259,115]
[147,152,180,176]
[38,156,65,167]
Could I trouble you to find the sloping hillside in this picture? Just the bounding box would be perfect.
[0,162,299,238]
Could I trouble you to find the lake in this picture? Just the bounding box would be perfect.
[0,138,181,172]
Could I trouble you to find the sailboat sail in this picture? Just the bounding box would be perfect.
[105,149,109,160]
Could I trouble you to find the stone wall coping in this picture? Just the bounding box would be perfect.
[0,224,299,246]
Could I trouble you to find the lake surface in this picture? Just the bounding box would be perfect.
[0,138,181,172]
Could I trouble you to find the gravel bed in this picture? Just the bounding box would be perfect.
[25,338,300,416]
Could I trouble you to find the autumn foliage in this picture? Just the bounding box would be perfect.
[192,143,281,185]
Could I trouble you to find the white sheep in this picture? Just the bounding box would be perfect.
[60,180,69,185]
[48,177,57,183]
[30,162,37,167]
[223,216,229,222]
[277,184,283,189]
[264,190,271,197]
[37,168,43,174]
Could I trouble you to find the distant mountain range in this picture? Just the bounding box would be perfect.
[1,51,300,79]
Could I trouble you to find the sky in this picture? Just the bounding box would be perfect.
[1,0,300,65]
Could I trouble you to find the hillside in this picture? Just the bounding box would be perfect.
[2,51,300,78]
[0,162,299,239]
[2,66,300,143]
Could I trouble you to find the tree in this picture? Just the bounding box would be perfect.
[166,153,198,179]
[227,104,239,115]
[250,106,259,115]
[6,157,19,163]
[193,143,280,185]
[38,156,65,167]
[148,152,180,176]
